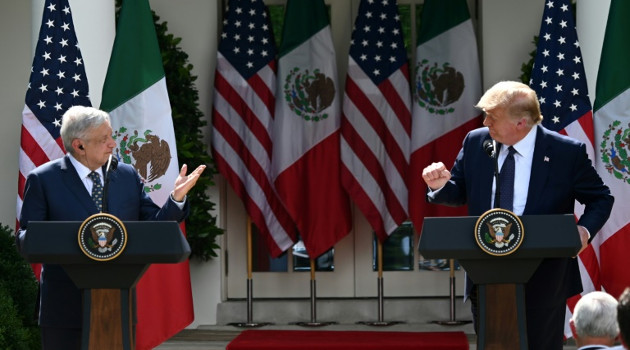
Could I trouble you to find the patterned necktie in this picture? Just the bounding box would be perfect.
[88,171,103,212]
[498,146,516,212]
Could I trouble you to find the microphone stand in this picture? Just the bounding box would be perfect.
[492,141,501,209]
[102,155,117,213]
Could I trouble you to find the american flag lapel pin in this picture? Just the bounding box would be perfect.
[544,156,550,162]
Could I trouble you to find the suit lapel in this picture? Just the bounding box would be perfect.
[61,155,99,213]
[524,126,552,215]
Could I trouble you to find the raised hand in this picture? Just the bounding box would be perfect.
[172,164,206,202]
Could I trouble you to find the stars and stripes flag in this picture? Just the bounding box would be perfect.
[341,0,411,242]
[18,0,91,280]
[212,0,297,257]
[526,0,597,337]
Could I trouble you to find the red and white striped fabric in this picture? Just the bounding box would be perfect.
[341,0,411,242]
[212,0,297,257]
[18,0,92,281]
[526,0,599,336]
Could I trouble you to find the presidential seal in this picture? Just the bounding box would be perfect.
[474,209,524,256]
[78,213,127,261]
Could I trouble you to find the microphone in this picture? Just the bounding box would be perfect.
[482,139,495,158]
[482,139,501,208]
[102,155,118,213]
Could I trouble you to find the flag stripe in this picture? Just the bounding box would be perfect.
[345,77,408,178]
[212,134,295,255]
[379,67,412,135]
[214,67,273,159]
[213,0,297,257]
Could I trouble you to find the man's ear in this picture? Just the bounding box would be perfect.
[71,139,84,153]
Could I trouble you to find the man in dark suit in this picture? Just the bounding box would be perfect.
[16,106,206,350]
[422,81,614,349]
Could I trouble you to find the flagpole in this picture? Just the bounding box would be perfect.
[432,259,472,326]
[358,240,402,326]
[293,258,336,327]
[228,216,271,328]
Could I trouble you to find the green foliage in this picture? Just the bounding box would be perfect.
[115,0,223,260]
[0,225,40,349]
[153,12,223,260]
[519,36,538,84]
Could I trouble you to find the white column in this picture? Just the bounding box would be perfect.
[32,0,115,108]
[576,0,611,106]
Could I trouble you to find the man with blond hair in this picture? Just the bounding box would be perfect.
[422,81,614,349]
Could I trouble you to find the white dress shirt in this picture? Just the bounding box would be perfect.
[491,126,537,216]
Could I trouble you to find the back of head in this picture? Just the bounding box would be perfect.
[59,106,111,155]
[475,81,543,126]
[619,288,630,347]
[572,291,619,341]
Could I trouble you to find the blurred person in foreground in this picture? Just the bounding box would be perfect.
[570,291,619,349]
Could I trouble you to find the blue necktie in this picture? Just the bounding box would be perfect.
[88,171,103,212]
[498,146,516,212]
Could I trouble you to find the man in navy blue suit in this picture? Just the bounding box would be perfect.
[16,106,206,350]
[422,81,614,349]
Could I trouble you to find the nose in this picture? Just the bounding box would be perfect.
[483,116,490,127]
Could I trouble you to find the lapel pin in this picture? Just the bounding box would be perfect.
[544,156,550,162]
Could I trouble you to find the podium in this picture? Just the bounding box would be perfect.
[418,214,581,350]
[21,220,190,350]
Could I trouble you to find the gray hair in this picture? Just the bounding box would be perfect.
[572,291,619,339]
[59,106,111,155]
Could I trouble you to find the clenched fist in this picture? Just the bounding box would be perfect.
[422,162,451,191]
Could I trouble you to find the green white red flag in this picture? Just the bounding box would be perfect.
[100,0,193,348]
[271,0,352,258]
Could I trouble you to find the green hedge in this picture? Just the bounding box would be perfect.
[0,225,40,349]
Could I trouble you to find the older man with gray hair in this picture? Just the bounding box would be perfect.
[570,291,620,349]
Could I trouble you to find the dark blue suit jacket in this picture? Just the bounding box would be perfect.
[17,155,189,328]
[430,125,613,307]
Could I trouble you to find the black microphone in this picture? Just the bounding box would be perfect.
[482,139,501,208]
[102,155,118,213]
[482,139,495,157]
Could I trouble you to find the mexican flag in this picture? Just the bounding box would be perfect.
[592,0,630,299]
[408,0,483,234]
[271,0,352,259]
[100,0,193,348]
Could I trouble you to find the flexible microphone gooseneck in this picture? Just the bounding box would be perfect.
[482,139,500,208]
[102,155,118,213]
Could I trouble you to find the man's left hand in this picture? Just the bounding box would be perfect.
[576,225,590,256]
[172,164,206,202]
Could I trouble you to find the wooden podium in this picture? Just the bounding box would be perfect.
[418,214,581,350]
[20,221,190,350]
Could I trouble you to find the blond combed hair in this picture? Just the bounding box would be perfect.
[476,81,543,126]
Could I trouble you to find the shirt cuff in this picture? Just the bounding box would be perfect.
[170,192,186,209]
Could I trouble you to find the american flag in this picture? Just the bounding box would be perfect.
[211,0,297,257]
[18,0,91,245]
[341,0,411,242]
[527,0,597,337]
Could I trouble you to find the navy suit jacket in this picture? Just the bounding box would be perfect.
[17,155,189,328]
[430,125,613,307]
